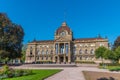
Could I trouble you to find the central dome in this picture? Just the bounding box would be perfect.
[56,22,71,35]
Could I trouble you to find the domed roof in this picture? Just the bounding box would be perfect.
[56,22,71,35]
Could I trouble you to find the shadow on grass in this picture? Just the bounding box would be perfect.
[97,77,116,80]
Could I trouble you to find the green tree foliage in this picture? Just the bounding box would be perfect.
[95,46,108,64]
[21,44,27,63]
[113,36,120,50]
[104,49,115,61]
[95,46,107,59]
[114,46,120,62]
[0,13,24,60]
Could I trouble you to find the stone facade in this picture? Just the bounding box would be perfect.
[25,22,108,63]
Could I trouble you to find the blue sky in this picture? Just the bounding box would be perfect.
[0,0,120,44]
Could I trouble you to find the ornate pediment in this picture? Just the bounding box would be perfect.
[55,37,69,42]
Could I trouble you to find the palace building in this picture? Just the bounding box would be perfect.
[25,22,108,63]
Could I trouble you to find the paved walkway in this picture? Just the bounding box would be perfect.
[45,67,85,80]
[12,65,111,80]
[45,67,109,80]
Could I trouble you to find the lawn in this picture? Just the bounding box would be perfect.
[99,65,120,70]
[3,69,61,80]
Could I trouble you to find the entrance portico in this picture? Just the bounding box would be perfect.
[54,42,71,63]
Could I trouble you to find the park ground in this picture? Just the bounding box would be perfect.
[10,64,120,80]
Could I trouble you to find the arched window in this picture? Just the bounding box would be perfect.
[90,49,94,54]
[30,47,33,55]
[30,49,32,55]
[85,49,88,54]
[46,50,49,54]
[79,49,82,54]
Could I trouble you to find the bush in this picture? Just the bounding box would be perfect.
[0,65,33,79]
[0,74,8,79]
[14,69,33,77]
[0,65,15,79]
[7,68,15,78]
[15,69,24,76]
[2,65,9,74]
[23,70,33,76]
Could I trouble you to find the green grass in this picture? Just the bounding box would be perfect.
[3,69,61,80]
[99,65,120,71]
[107,66,120,69]
[99,65,120,69]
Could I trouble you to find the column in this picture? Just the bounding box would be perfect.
[68,42,71,63]
[64,43,66,63]
[58,43,60,54]
[58,43,60,63]
[53,43,56,63]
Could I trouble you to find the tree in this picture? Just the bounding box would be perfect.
[95,46,107,63]
[104,49,116,63]
[113,36,120,50]
[114,46,120,63]
[21,44,27,63]
[0,13,24,62]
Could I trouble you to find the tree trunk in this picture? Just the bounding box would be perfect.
[102,58,105,68]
